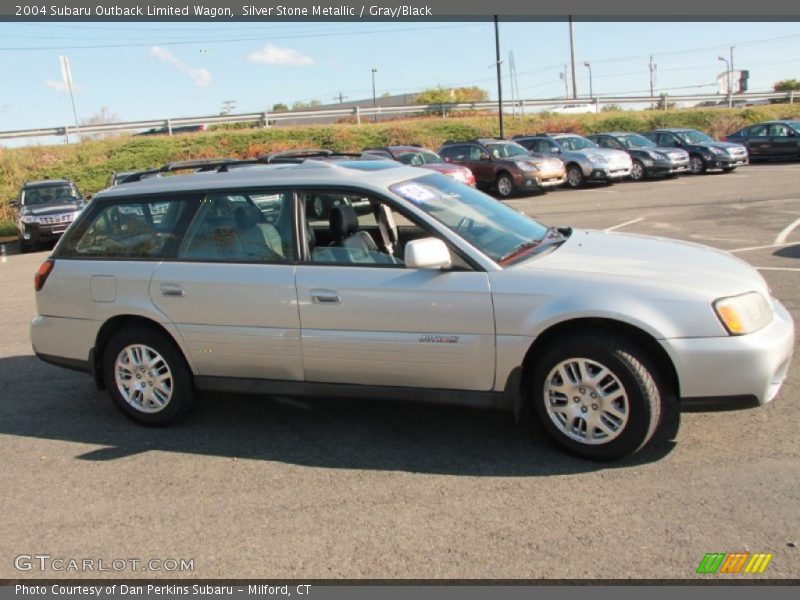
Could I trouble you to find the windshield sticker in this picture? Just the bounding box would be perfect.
[393,183,436,204]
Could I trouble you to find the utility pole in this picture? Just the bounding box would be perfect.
[494,15,504,138]
[334,92,348,104]
[649,55,656,98]
[718,55,732,108]
[58,56,80,138]
[568,16,578,99]
[221,100,236,115]
[371,68,377,123]
[730,45,735,101]
[560,66,569,99]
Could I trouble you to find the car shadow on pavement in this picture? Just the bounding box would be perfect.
[774,244,800,259]
[0,355,678,475]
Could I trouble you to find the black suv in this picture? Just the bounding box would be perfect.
[724,120,800,161]
[586,132,690,180]
[9,179,87,252]
[642,128,748,174]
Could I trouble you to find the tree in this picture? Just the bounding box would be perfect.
[271,103,288,113]
[415,86,489,105]
[80,107,121,139]
[291,99,322,111]
[773,79,800,92]
[601,104,622,112]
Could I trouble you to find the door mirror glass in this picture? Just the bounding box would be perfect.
[9,199,18,208]
[404,237,452,270]
[549,146,561,154]
[479,152,491,161]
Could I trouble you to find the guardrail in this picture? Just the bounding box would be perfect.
[0,91,794,141]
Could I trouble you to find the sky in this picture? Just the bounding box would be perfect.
[0,20,799,138]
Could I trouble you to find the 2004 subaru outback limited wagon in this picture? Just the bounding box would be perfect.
[30,159,795,460]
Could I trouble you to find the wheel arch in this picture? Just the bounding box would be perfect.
[92,315,193,389]
[517,317,680,410]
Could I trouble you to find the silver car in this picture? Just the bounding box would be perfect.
[514,133,633,188]
[30,160,794,460]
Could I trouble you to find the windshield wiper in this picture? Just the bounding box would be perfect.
[498,240,541,265]
[543,226,572,240]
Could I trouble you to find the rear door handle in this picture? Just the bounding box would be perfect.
[160,283,185,297]
[310,289,341,304]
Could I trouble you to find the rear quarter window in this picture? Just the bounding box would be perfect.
[57,194,199,259]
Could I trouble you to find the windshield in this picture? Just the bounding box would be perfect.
[485,142,530,158]
[677,130,715,144]
[616,134,656,148]
[390,173,548,264]
[555,136,597,151]
[395,150,443,166]
[21,184,81,206]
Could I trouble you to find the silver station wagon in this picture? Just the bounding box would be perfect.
[30,159,795,460]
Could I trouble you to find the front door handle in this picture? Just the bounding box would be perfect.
[310,289,341,304]
[160,283,185,297]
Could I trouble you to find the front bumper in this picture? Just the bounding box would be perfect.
[646,158,690,176]
[20,222,71,243]
[538,174,566,188]
[511,172,544,191]
[587,165,632,180]
[661,299,794,406]
[707,155,749,169]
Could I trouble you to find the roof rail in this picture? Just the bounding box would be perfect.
[258,148,365,164]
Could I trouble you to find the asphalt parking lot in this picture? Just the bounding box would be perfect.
[0,163,798,580]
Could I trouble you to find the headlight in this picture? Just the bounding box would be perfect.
[20,215,39,224]
[713,292,773,335]
[587,154,606,164]
[515,161,538,171]
[646,151,663,160]
[710,147,726,155]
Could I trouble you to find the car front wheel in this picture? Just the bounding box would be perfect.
[103,327,194,426]
[495,173,515,198]
[630,159,645,181]
[566,165,585,188]
[529,333,664,460]
[689,155,706,174]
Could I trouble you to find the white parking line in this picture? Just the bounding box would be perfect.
[604,218,644,232]
[729,241,797,253]
[776,217,800,244]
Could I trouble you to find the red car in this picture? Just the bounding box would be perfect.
[362,146,476,186]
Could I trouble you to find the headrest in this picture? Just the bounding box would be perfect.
[234,206,259,230]
[329,204,358,242]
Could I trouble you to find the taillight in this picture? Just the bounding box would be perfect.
[34,259,54,292]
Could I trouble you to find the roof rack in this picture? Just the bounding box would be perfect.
[115,157,264,184]
[257,149,364,163]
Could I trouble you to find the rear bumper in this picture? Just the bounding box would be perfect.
[661,299,794,406]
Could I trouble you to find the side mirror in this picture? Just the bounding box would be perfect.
[84,193,93,201]
[673,139,683,147]
[479,153,491,161]
[8,199,18,208]
[549,147,561,154]
[405,237,452,270]
[443,157,451,162]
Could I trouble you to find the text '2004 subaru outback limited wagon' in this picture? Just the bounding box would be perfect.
[30,159,794,460]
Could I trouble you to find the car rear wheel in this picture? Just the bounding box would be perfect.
[529,333,664,460]
[566,165,585,188]
[495,173,515,198]
[630,159,645,181]
[689,155,707,174]
[103,327,194,426]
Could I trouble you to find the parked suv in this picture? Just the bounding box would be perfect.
[723,121,800,161]
[642,128,748,174]
[586,132,690,181]
[361,145,476,186]
[30,159,794,461]
[10,179,86,252]
[513,133,632,188]
[438,139,565,198]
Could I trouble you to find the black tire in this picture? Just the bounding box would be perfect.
[722,166,736,173]
[528,333,664,461]
[18,238,33,253]
[565,164,585,189]
[689,154,707,175]
[495,172,515,198]
[629,159,646,182]
[102,327,194,426]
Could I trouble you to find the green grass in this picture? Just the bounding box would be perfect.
[2,103,798,227]
[0,221,16,237]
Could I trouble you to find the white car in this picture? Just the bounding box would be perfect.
[551,103,596,114]
[30,159,794,460]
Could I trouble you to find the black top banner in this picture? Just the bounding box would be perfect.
[3,0,800,21]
